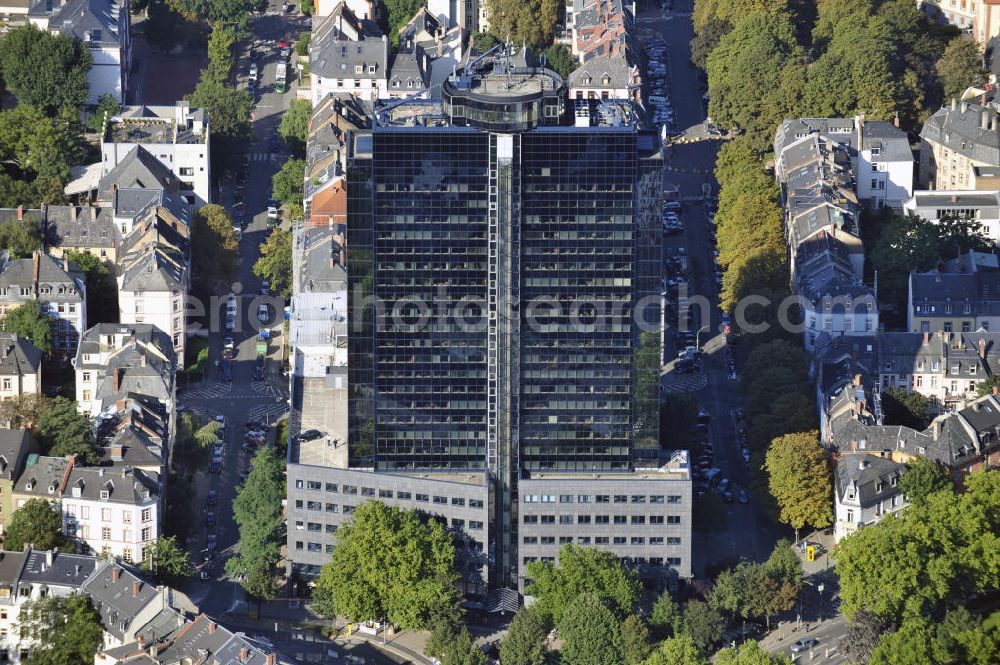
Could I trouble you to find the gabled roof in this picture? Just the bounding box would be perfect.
[29,0,126,47]
[835,454,906,507]
[65,466,159,504]
[44,204,118,250]
[311,6,388,80]
[18,548,96,588]
[921,100,1000,166]
[83,560,162,642]
[13,454,72,497]
[0,252,84,302]
[98,146,177,201]
[0,332,42,376]
[568,55,632,89]
[0,428,30,481]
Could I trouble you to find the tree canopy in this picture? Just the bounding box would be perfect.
[936,37,987,103]
[67,250,118,325]
[869,610,1000,665]
[312,501,460,630]
[253,228,292,299]
[0,24,92,116]
[764,431,832,538]
[0,105,85,205]
[680,599,726,653]
[381,0,425,45]
[279,99,312,157]
[191,204,238,285]
[0,216,43,257]
[525,543,641,624]
[640,633,709,665]
[224,446,285,600]
[880,387,932,430]
[716,641,793,664]
[140,535,193,586]
[272,158,306,215]
[835,469,1000,623]
[557,593,625,665]
[20,594,102,665]
[35,396,98,462]
[898,457,951,505]
[3,498,65,552]
[499,605,550,665]
[484,0,562,49]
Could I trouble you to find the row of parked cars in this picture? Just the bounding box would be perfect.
[645,37,674,131]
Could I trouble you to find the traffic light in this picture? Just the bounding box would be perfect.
[806,545,815,562]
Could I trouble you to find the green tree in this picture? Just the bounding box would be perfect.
[764,431,832,540]
[936,37,986,102]
[692,0,789,32]
[716,641,793,664]
[272,158,306,208]
[0,24,92,115]
[295,32,311,56]
[279,99,312,157]
[87,93,120,132]
[0,174,39,209]
[3,498,65,551]
[66,250,118,325]
[472,31,498,51]
[681,599,725,653]
[225,446,285,600]
[706,12,805,151]
[191,204,238,284]
[835,470,1000,623]
[525,543,641,624]
[140,535,193,585]
[558,593,623,665]
[841,609,891,665]
[0,217,43,257]
[898,457,951,505]
[145,0,191,52]
[172,412,211,472]
[35,396,98,462]
[252,228,293,299]
[187,74,253,171]
[976,374,1000,397]
[20,595,102,665]
[438,627,487,665]
[762,539,802,589]
[618,614,652,665]
[0,393,48,429]
[690,18,731,71]
[381,0,424,44]
[640,633,709,665]
[710,561,774,624]
[880,388,932,430]
[171,0,259,29]
[205,22,237,82]
[543,43,575,79]
[499,605,550,665]
[0,105,85,204]
[312,501,460,630]
[650,590,681,639]
[484,0,562,48]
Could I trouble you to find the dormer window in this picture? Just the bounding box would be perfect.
[602,75,611,85]
[100,490,109,499]
[582,75,592,85]
[368,65,376,73]
[355,65,363,74]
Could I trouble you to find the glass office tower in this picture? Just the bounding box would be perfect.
[344,48,669,589]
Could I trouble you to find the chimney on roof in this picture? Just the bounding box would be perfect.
[112,367,121,393]
[16,206,23,222]
[148,643,159,658]
[979,338,986,358]
[139,352,146,367]
[112,567,121,582]
[933,419,943,440]
[132,580,141,597]
[853,373,862,386]
[138,635,146,649]
[240,647,250,663]
[923,331,930,346]
[952,98,958,111]
[858,458,867,470]
[208,621,217,634]
[44,550,53,567]
[982,109,990,130]
[993,386,999,396]
[265,654,276,665]
[339,250,345,267]
[32,252,39,295]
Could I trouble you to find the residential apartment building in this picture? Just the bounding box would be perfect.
[315,0,375,20]
[0,334,41,400]
[43,204,120,263]
[427,0,479,32]
[116,210,191,363]
[74,323,177,419]
[28,0,132,103]
[397,8,463,91]
[0,252,86,356]
[287,47,682,603]
[774,122,879,352]
[309,4,388,105]
[908,267,1000,335]
[567,55,640,102]
[0,430,32,535]
[102,103,211,206]
[920,98,1000,191]
[62,465,160,562]
[303,94,368,229]
[775,116,913,210]
[833,454,908,541]
[902,189,1000,245]
[919,0,1000,42]
[0,550,281,665]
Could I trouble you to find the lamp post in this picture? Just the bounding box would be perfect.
[695,325,710,349]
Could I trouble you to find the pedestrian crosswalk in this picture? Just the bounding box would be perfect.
[182,383,233,399]
[661,371,708,394]
[249,152,275,162]
[247,402,289,423]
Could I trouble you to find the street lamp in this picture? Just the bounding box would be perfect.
[695,325,710,349]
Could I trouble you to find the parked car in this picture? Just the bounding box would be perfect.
[738,488,749,504]
[221,360,233,382]
[261,281,269,295]
[207,489,218,506]
[223,337,234,352]
[253,355,265,381]
[257,303,270,323]
[267,206,279,220]
[249,62,258,79]
[296,429,323,442]
[206,534,218,551]
[206,512,217,528]
[791,639,819,654]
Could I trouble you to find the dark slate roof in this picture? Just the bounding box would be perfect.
[387,46,428,91]
[861,121,912,162]
[775,117,910,164]
[0,551,26,588]
[909,271,1000,318]
[75,324,173,368]
[0,429,29,482]
[29,0,126,48]
[66,466,159,504]
[0,333,41,376]
[18,548,96,589]
[13,454,71,497]
[44,205,118,250]
[119,247,185,292]
[311,6,388,80]
[98,146,177,201]
[298,227,346,293]
[0,252,84,302]
[83,560,161,642]
[835,454,907,507]
[920,101,1000,166]
[568,55,632,89]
